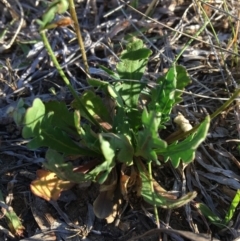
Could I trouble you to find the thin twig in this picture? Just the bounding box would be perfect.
[141,0,159,20]
[119,0,240,58]
[40,30,100,127]
[0,0,24,53]
[68,0,90,76]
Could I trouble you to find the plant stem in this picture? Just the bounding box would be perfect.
[68,0,89,76]
[141,0,159,20]
[173,15,211,64]
[209,88,240,120]
[148,161,160,228]
[40,30,100,127]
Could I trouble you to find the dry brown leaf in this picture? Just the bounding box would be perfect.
[45,17,73,29]
[54,17,73,27]
[30,170,74,201]
[120,172,130,201]
[93,168,117,220]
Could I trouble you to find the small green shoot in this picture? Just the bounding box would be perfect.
[196,190,240,227]
[225,190,240,225]
[7,98,26,127]
[195,202,223,227]
[0,190,24,237]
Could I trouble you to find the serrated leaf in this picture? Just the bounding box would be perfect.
[148,67,176,126]
[141,171,197,208]
[115,38,151,108]
[135,130,158,162]
[158,116,210,168]
[117,38,151,80]
[148,65,191,127]
[135,109,167,163]
[141,108,161,137]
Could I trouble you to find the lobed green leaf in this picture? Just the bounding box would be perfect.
[116,38,151,109]
[158,116,210,168]
[135,109,166,163]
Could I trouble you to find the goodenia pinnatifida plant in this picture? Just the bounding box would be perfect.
[21,37,210,221]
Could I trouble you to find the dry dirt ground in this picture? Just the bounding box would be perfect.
[0,0,240,240]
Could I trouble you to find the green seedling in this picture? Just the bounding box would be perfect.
[224,189,240,224]
[130,0,139,8]
[0,190,24,237]
[195,190,240,227]
[6,98,26,127]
